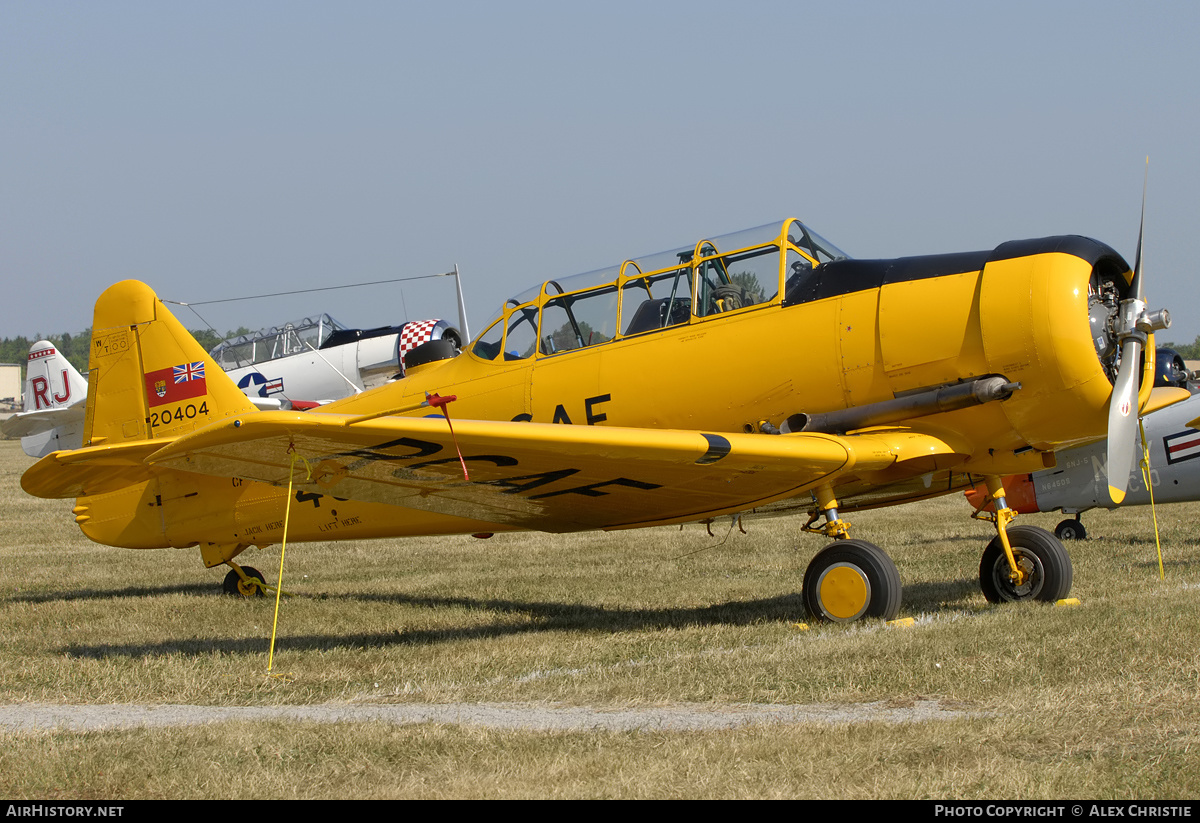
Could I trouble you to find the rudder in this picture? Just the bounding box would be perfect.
[84,280,255,447]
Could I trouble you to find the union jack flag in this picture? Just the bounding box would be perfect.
[174,362,206,383]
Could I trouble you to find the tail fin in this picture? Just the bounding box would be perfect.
[84,280,255,447]
[24,340,88,415]
[0,340,89,457]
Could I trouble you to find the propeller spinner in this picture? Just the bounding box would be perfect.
[1105,163,1171,504]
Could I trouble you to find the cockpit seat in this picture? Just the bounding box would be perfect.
[623,297,692,335]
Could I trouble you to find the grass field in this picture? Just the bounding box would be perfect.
[0,439,1197,798]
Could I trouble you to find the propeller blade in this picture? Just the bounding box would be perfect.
[1106,159,1159,505]
[1106,336,1142,504]
[1131,157,1147,301]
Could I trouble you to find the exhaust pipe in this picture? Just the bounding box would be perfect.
[782,375,1020,435]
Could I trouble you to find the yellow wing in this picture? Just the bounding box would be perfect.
[125,411,966,533]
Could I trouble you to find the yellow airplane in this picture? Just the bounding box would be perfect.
[20,217,1177,621]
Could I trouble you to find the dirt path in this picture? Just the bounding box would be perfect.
[0,699,978,733]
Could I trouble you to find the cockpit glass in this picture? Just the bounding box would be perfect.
[470,219,849,359]
[546,265,621,297]
[697,223,785,256]
[209,314,346,369]
[508,284,542,308]
[693,245,777,316]
[503,305,539,361]
[628,241,699,276]
[787,219,850,263]
[539,286,618,354]
[620,268,692,334]
[471,318,505,361]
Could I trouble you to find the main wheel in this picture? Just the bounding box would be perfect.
[222,566,266,598]
[803,539,902,622]
[1054,518,1087,541]
[979,526,1072,604]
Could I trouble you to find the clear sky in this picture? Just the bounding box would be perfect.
[3,1,1199,345]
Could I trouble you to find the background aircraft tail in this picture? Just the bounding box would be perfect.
[83,280,255,448]
[0,340,89,457]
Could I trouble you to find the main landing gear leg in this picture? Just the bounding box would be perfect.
[198,542,267,598]
[973,476,1072,604]
[222,561,266,598]
[811,484,851,541]
[800,485,902,622]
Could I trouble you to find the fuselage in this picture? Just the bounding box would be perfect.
[213,316,461,404]
[320,223,1144,490]
[61,219,1149,555]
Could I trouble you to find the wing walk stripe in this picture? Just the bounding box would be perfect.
[696,433,732,465]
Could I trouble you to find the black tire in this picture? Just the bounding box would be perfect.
[803,539,902,622]
[222,566,266,598]
[1055,518,1087,541]
[979,526,1072,604]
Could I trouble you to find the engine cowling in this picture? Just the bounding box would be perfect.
[396,319,462,377]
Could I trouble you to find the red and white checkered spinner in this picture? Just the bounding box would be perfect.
[397,318,462,376]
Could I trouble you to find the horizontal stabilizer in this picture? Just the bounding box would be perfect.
[1,405,85,438]
[22,441,166,499]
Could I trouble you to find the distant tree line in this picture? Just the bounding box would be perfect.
[1160,335,1200,360]
[0,328,241,380]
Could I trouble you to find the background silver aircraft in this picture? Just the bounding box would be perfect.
[211,314,461,408]
[0,341,88,458]
[967,348,1199,539]
[3,316,462,458]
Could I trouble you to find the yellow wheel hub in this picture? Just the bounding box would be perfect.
[817,563,871,621]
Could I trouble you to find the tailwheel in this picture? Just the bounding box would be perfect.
[1054,517,1087,541]
[222,566,266,598]
[803,539,902,623]
[979,525,1072,604]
